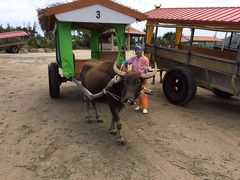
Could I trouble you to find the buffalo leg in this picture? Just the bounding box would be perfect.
[109,117,117,135]
[92,101,103,123]
[84,96,92,122]
[108,105,124,145]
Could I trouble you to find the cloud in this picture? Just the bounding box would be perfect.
[1,0,37,27]
[115,0,159,12]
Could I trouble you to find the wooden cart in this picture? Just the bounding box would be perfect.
[38,0,146,98]
[0,31,28,53]
[144,7,240,105]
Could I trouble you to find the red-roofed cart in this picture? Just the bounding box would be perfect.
[145,7,240,105]
[0,31,28,53]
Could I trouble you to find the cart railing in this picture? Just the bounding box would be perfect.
[145,44,240,95]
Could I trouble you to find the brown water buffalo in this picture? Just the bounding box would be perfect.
[80,60,157,145]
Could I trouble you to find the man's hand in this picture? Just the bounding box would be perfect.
[122,60,128,65]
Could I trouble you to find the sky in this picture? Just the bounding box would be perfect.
[1,0,240,37]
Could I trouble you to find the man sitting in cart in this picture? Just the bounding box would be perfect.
[122,44,150,114]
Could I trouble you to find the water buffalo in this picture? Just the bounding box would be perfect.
[80,60,157,145]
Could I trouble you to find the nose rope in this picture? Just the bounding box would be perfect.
[104,89,121,101]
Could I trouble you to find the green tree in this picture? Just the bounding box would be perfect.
[157,32,176,48]
[0,25,4,33]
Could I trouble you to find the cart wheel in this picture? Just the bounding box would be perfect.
[11,46,19,53]
[48,62,60,98]
[5,47,12,53]
[163,67,197,105]
[213,89,233,98]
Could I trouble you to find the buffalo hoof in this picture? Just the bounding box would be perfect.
[96,115,103,123]
[116,137,125,145]
[109,129,117,135]
[97,119,103,123]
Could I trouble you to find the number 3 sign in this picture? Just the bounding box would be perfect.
[96,10,100,19]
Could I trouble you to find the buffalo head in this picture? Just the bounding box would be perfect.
[113,61,157,105]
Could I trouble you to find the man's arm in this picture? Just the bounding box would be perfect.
[143,57,150,73]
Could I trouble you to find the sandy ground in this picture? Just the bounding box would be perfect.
[0,50,240,180]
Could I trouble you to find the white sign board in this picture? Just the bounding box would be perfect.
[56,4,136,24]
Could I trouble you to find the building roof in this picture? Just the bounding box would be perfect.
[183,35,222,42]
[38,0,146,32]
[102,25,145,36]
[125,26,145,36]
[145,7,240,30]
[0,31,28,40]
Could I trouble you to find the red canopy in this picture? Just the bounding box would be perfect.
[0,31,28,40]
[145,7,240,27]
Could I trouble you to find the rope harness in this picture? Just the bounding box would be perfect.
[73,75,122,102]
[103,89,121,102]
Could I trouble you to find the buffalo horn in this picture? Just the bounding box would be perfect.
[113,61,126,76]
[141,62,158,79]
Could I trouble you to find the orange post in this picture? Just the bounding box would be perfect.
[175,27,182,49]
[144,24,154,60]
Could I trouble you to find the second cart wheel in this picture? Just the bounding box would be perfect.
[48,62,61,98]
[11,46,19,53]
[5,47,12,53]
[163,67,197,106]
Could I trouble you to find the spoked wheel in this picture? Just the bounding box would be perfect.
[213,89,233,98]
[48,62,61,98]
[163,67,197,106]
